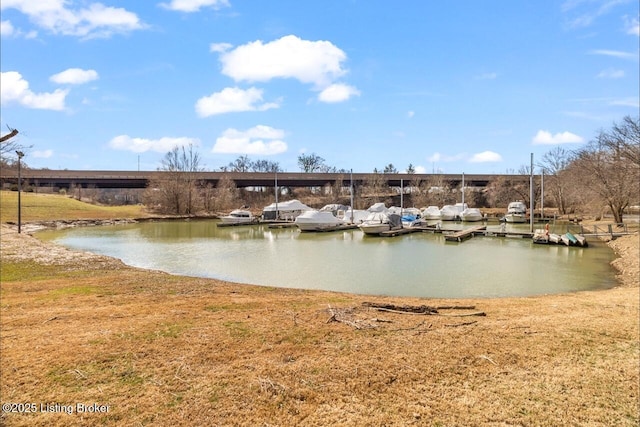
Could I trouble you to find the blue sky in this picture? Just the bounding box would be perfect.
[1,0,638,174]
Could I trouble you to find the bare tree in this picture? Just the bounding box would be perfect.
[298,153,326,172]
[602,116,640,167]
[213,174,238,212]
[571,122,640,223]
[251,159,282,172]
[0,127,19,143]
[1,127,32,166]
[228,155,253,172]
[540,147,575,214]
[144,144,203,214]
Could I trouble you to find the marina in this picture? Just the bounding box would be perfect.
[217,216,619,246]
[36,219,619,299]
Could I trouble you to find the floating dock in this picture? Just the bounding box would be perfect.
[443,226,487,242]
[378,227,420,237]
[299,224,359,232]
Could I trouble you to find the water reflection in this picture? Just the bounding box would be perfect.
[37,220,617,298]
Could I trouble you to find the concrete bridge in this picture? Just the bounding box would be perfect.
[0,169,529,190]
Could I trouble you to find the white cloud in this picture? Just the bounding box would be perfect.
[219,35,348,88]
[108,135,200,153]
[469,151,503,163]
[0,19,37,38]
[427,152,467,163]
[562,0,628,29]
[195,87,280,117]
[532,130,584,145]
[0,71,68,111]
[317,83,360,103]
[407,111,415,119]
[209,42,233,53]
[1,0,145,38]
[427,152,441,163]
[596,68,624,78]
[414,165,427,173]
[50,68,99,85]
[212,125,288,155]
[609,97,640,108]
[625,16,640,36]
[33,149,54,158]
[589,50,638,61]
[1,20,14,36]
[160,0,230,13]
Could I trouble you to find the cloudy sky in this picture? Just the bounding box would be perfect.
[1,0,638,173]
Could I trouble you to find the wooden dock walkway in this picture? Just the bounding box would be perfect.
[378,227,420,237]
[443,226,487,242]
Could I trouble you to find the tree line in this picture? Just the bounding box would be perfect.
[3,117,637,222]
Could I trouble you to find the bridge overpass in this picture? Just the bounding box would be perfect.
[0,169,529,190]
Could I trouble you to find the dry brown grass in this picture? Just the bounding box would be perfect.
[0,225,638,426]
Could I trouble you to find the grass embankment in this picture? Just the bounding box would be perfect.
[0,191,149,223]
[0,193,638,426]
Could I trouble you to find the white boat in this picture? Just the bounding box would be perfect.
[399,207,426,228]
[460,207,483,222]
[504,201,527,223]
[366,202,388,213]
[440,205,458,221]
[358,212,402,235]
[295,204,349,231]
[533,229,549,244]
[220,209,255,225]
[575,234,588,247]
[261,199,313,221]
[342,208,369,224]
[454,202,468,214]
[422,206,441,220]
[549,233,561,244]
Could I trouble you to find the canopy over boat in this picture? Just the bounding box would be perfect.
[262,199,313,220]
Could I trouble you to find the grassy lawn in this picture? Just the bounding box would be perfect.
[0,193,638,426]
[0,191,150,223]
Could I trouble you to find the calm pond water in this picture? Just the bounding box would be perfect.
[37,220,617,298]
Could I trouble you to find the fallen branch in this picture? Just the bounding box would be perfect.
[362,302,438,314]
[479,355,498,365]
[435,305,476,310]
[445,320,478,327]
[43,316,60,323]
[327,305,375,330]
[368,307,432,316]
[437,311,486,317]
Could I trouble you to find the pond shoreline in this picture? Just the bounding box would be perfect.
[1,222,638,425]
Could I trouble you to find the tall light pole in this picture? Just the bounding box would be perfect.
[16,150,24,234]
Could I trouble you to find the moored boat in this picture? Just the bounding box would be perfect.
[440,205,458,221]
[504,201,527,223]
[295,204,351,231]
[575,234,588,247]
[533,229,549,244]
[565,232,578,245]
[422,205,441,220]
[460,207,483,222]
[219,209,256,225]
[358,212,402,236]
[261,199,313,221]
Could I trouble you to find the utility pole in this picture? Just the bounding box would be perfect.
[16,150,24,234]
[530,153,534,233]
